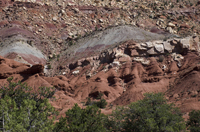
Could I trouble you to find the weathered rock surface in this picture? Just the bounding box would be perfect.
[0,32,199,119]
[1,0,200,119]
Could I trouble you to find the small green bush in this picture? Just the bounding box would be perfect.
[95,99,108,109]
[47,64,52,69]
[187,110,200,132]
[53,104,108,132]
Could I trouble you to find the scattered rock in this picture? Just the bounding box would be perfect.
[72,70,79,75]
[154,44,164,53]
[180,23,190,29]
[147,48,156,55]
[166,27,174,34]
[163,42,173,52]
[180,38,191,49]
[167,22,176,28]
[52,16,58,22]
[145,41,154,48]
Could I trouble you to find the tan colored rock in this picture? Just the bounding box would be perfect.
[155,44,164,53]
[145,41,154,48]
[163,42,173,52]
[130,49,139,56]
[133,57,150,65]
[167,22,175,28]
[118,56,131,62]
[193,36,199,44]
[72,70,79,75]
[38,29,42,32]
[52,16,58,22]
[166,27,174,34]
[180,38,191,49]
[147,48,156,55]
[49,54,53,59]
[137,44,147,50]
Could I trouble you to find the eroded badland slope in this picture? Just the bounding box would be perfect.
[0,0,200,118]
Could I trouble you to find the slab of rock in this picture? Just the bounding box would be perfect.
[52,16,58,22]
[163,42,173,52]
[137,44,147,50]
[145,41,154,48]
[147,47,156,55]
[180,38,191,49]
[154,44,164,53]
[133,57,150,65]
[118,56,131,63]
[193,36,199,43]
[167,22,175,28]
[166,27,174,34]
[130,49,139,56]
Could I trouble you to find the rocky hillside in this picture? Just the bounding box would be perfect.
[0,0,200,119]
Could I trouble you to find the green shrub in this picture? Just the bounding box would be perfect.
[47,64,52,69]
[109,93,186,132]
[0,80,57,131]
[53,104,108,132]
[85,97,92,106]
[95,99,108,109]
[187,110,200,132]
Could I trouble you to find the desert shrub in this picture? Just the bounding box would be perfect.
[47,64,52,69]
[85,92,107,108]
[109,93,186,132]
[95,99,108,108]
[85,97,92,106]
[85,98,107,109]
[187,110,200,132]
[53,104,109,132]
[0,79,57,131]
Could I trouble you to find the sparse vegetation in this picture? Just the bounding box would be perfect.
[57,54,60,61]
[85,92,108,109]
[187,110,200,132]
[68,40,74,46]
[53,104,108,132]
[1,0,200,131]
[47,64,52,69]
[1,83,199,132]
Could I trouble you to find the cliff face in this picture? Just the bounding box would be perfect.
[0,0,200,118]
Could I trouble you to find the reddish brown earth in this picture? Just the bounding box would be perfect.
[1,49,200,118]
[1,0,200,120]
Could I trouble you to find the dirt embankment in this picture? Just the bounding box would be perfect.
[1,0,200,119]
[0,33,199,119]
